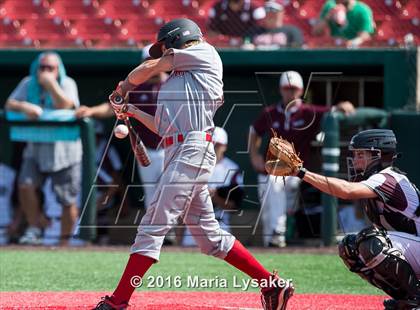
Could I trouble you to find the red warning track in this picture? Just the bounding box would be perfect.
[0,292,386,309]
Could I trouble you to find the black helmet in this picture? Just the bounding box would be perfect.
[349,129,397,154]
[347,129,397,181]
[149,18,202,59]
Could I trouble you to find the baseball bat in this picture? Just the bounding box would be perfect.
[110,92,151,167]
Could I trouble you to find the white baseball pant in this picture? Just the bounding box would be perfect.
[388,231,420,279]
[131,138,235,261]
[137,148,165,209]
[258,174,301,246]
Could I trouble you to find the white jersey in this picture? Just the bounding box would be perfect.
[361,167,420,236]
[155,42,224,137]
[155,42,224,169]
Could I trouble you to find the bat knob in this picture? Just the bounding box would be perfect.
[113,95,124,105]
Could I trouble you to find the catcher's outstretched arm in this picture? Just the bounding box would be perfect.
[302,170,377,200]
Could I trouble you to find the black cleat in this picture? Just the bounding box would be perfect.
[261,271,294,310]
[93,296,128,310]
[383,298,420,310]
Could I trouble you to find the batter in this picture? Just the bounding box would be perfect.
[94,18,294,310]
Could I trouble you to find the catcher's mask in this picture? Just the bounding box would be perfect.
[149,18,202,59]
[347,129,397,181]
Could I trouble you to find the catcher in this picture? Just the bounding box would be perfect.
[95,18,294,310]
[266,129,420,309]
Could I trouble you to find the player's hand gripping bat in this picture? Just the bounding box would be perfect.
[109,91,151,167]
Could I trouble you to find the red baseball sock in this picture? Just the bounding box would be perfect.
[111,253,155,305]
[224,239,272,282]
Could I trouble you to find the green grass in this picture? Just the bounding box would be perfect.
[0,249,383,295]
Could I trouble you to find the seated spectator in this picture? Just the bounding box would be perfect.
[253,1,304,48]
[313,0,375,47]
[207,0,261,40]
[5,52,81,246]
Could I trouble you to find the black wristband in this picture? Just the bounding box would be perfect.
[297,167,307,179]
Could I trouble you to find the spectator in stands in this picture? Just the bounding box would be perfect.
[253,1,304,48]
[181,127,244,246]
[313,0,375,47]
[207,0,262,42]
[5,51,81,246]
[249,71,355,247]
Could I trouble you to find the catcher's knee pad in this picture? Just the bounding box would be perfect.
[339,227,420,301]
[338,233,363,272]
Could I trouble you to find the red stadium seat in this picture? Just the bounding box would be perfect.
[298,0,324,19]
[97,0,149,19]
[148,0,200,21]
[304,35,336,49]
[0,36,34,47]
[206,34,243,47]
[0,16,21,38]
[20,17,71,40]
[49,0,100,19]
[121,17,163,39]
[1,0,50,19]
[377,18,419,45]
[69,17,122,40]
[41,37,85,48]
[93,36,141,48]
[196,0,218,16]
[401,0,419,19]
[363,0,402,19]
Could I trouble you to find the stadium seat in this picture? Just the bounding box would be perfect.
[20,17,71,40]
[97,0,149,19]
[69,17,122,40]
[298,0,324,19]
[0,16,21,38]
[93,36,140,48]
[0,36,34,47]
[195,0,218,16]
[401,0,419,19]
[206,34,243,47]
[49,0,100,19]
[377,18,419,45]
[305,36,335,49]
[0,0,416,48]
[1,0,50,19]
[363,0,402,19]
[148,0,200,20]
[121,17,163,38]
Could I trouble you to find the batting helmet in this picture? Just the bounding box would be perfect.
[149,18,203,59]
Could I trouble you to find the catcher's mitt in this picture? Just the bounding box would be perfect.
[265,129,303,176]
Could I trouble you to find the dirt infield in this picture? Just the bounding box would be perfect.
[0,292,386,309]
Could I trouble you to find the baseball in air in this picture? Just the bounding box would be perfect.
[114,124,129,139]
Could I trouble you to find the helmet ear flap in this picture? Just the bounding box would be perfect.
[165,33,182,49]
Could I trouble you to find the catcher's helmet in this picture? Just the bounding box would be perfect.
[349,129,397,153]
[347,129,397,181]
[149,18,202,59]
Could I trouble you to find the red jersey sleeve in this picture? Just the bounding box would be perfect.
[252,108,270,136]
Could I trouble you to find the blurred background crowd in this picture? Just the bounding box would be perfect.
[0,0,418,49]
